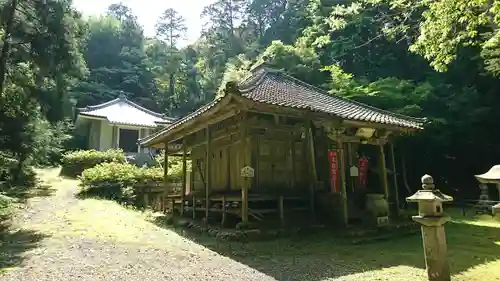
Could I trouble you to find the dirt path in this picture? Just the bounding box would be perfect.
[0,168,276,281]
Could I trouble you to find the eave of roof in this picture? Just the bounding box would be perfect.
[237,67,426,130]
[141,67,427,147]
[77,94,175,128]
[140,96,225,147]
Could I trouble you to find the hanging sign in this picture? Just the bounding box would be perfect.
[328,149,339,193]
[358,156,369,186]
[240,166,255,178]
[349,165,359,177]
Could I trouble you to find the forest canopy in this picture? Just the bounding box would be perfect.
[1,0,499,198]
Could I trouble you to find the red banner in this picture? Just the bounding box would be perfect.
[328,149,339,193]
[358,156,369,186]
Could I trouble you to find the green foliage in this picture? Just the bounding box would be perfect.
[78,162,163,205]
[0,0,87,187]
[0,194,14,222]
[154,152,191,182]
[60,149,126,178]
[2,0,500,203]
[0,152,17,186]
[31,119,74,166]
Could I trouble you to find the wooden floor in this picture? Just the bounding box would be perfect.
[161,191,312,226]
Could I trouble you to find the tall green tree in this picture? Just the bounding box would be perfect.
[154,8,187,105]
[71,3,157,110]
[155,8,187,48]
[0,0,86,184]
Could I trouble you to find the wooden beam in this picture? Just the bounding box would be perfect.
[146,95,240,147]
[205,126,211,221]
[163,142,169,207]
[163,142,168,182]
[347,142,354,192]
[279,195,284,226]
[343,119,418,133]
[306,121,317,219]
[379,144,389,200]
[168,107,240,144]
[390,143,399,216]
[328,134,389,146]
[240,112,249,223]
[192,195,196,219]
[338,137,348,225]
[289,132,295,189]
[181,138,187,216]
[221,196,227,227]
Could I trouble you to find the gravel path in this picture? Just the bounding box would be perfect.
[0,169,276,281]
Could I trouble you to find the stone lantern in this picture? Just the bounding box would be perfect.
[407,174,453,281]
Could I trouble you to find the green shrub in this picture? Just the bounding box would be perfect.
[61,149,126,177]
[0,151,17,185]
[78,162,163,205]
[0,194,15,223]
[0,151,37,188]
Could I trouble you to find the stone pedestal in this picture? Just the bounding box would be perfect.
[413,216,451,281]
[407,174,453,281]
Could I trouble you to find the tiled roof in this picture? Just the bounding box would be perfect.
[78,94,175,128]
[238,67,425,129]
[141,67,425,146]
[139,97,222,145]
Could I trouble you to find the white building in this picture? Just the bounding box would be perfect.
[75,94,175,155]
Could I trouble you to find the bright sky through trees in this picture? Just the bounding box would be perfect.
[73,0,215,45]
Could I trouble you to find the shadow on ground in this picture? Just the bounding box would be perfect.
[154,211,500,281]
[1,183,57,204]
[0,223,49,272]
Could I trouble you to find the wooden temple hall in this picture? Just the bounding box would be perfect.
[140,65,426,226]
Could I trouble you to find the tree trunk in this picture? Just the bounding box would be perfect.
[0,0,18,94]
[169,73,175,99]
[401,153,412,194]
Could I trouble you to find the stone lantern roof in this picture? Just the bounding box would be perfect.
[407,174,453,203]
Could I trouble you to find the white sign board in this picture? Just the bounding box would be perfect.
[241,166,255,178]
[349,165,359,177]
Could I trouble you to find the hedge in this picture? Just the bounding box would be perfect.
[78,162,164,205]
[60,149,126,177]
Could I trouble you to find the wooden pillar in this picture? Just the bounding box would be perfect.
[163,143,169,211]
[163,142,169,184]
[143,189,149,208]
[279,195,284,226]
[192,195,196,219]
[347,142,354,192]
[240,113,249,223]
[181,138,187,216]
[221,196,227,227]
[390,143,399,216]
[379,144,389,199]
[205,126,211,221]
[338,137,348,225]
[306,122,317,218]
[111,126,118,149]
[289,132,296,189]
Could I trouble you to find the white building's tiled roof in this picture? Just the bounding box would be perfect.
[78,94,174,127]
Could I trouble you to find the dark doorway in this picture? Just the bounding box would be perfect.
[119,129,139,153]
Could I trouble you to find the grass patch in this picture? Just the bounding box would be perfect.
[159,207,500,281]
[12,169,499,281]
